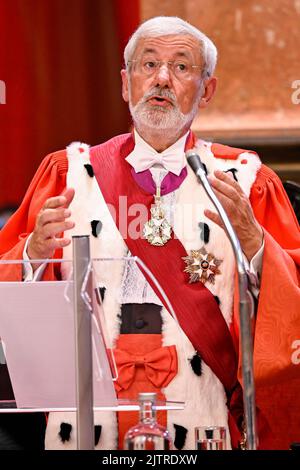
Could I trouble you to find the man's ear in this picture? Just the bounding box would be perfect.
[121,69,129,103]
[198,76,217,109]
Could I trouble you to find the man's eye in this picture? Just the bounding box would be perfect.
[175,62,188,72]
[144,61,156,69]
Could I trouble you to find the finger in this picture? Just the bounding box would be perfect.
[55,237,72,248]
[43,220,75,238]
[42,188,75,211]
[60,188,75,208]
[43,195,69,210]
[46,236,72,250]
[207,182,237,214]
[204,209,224,229]
[208,174,241,203]
[39,236,72,256]
[213,169,244,195]
[38,208,72,226]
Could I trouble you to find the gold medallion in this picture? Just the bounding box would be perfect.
[182,246,222,284]
[143,186,172,246]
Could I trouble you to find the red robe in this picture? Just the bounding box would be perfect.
[0,143,299,449]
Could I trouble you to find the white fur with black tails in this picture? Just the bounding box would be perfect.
[45,139,261,450]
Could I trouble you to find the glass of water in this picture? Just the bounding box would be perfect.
[195,426,226,450]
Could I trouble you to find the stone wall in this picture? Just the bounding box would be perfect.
[140,0,300,145]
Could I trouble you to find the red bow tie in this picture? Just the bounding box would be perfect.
[114,345,178,392]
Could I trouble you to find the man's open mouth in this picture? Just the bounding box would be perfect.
[147,95,173,106]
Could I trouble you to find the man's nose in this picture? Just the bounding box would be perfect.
[155,63,172,87]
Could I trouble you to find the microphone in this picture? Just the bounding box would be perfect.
[185,149,257,450]
[185,150,207,179]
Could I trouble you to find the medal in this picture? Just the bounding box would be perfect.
[182,246,222,285]
[143,185,172,246]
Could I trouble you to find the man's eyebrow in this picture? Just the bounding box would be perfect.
[173,51,191,59]
[141,49,192,60]
[141,47,157,55]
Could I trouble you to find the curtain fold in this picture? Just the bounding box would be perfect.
[0,0,139,207]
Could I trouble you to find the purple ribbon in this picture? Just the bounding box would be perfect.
[131,167,187,196]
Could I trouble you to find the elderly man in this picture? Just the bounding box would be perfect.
[0,16,299,450]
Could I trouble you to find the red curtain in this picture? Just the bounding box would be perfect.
[0,0,140,208]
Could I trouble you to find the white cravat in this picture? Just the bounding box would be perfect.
[125,129,189,176]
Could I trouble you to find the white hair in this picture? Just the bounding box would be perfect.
[124,16,217,78]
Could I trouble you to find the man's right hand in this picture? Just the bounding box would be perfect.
[27,188,75,270]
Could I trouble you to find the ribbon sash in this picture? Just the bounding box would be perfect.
[90,133,237,393]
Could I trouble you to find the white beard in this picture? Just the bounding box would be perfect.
[128,84,202,138]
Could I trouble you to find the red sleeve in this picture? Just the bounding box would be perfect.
[250,164,300,253]
[0,150,67,280]
[248,165,300,385]
[234,164,300,449]
[232,164,300,382]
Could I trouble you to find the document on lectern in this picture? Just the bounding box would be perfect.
[0,280,117,409]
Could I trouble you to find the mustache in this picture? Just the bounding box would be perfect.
[141,87,177,105]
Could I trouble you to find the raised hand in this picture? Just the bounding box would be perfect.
[205,170,263,261]
[27,188,75,270]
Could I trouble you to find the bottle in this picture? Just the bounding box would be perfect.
[124,392,173,450]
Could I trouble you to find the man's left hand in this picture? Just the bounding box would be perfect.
[205,169,263,261]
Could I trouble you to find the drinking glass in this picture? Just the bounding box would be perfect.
[195,425,226,450]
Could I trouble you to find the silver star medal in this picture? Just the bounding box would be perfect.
[143,185,172,246]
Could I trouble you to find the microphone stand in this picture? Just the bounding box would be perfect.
[186,150,257,450]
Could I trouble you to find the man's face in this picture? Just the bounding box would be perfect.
[121,34,213,133]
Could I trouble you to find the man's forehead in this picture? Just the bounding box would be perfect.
[133,34,202,59]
